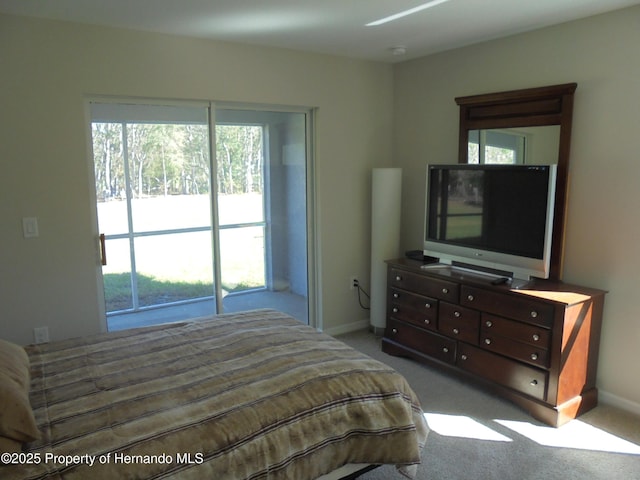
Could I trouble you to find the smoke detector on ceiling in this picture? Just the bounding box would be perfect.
[391,46,407,56]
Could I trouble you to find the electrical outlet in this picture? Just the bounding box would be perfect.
[350,276,359,290]
[34,326,49,344]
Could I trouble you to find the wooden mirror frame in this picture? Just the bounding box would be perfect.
[455,83,577,281]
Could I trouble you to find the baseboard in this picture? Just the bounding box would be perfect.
[599,390,640,417]
[323,318,370,337]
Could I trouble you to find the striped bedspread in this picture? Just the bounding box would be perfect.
[6,309,428,479]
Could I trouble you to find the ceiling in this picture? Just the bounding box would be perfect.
[1,0,639,62]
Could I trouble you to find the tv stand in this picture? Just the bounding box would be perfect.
[382,258,606,427]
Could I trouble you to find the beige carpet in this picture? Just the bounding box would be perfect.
[336,329,640,480]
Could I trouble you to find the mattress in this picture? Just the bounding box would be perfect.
[3,309,428,479]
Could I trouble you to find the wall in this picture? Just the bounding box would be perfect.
[0,14,393,343]
[393,6,640,411]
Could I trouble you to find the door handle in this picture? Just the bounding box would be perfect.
[99,233,107,266]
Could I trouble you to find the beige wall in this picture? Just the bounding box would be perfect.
[393,6,640,410]
[0,15,393,342]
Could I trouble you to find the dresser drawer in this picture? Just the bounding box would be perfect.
[461,286,554,328]
[389,287,438,330]
[458,343,548,401]
[481,313,550,349]
[480,333,550,369]
[438,302,480,344]
[389,268,459,302]
[386,319,456,364]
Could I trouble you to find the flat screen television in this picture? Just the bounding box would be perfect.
[423,163,557,281]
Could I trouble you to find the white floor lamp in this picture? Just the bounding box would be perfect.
[370,168,402,335]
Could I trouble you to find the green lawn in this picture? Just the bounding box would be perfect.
[105,273,213,311]
[104,272,258,312]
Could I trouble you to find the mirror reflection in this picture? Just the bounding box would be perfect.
[468,126,560,165]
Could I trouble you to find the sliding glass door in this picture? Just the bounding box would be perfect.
[89,101,312,330]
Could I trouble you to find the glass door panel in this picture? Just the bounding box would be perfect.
[91,103,215,329]
[215,109,309,323]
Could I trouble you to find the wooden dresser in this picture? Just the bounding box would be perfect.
[381,258,606,426]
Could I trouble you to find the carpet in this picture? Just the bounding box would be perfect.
[336,329,640,480]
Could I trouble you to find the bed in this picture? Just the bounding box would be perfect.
[1,309,428,479]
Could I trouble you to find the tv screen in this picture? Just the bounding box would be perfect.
[424,164,556,280]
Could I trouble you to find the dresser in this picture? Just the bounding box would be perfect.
[381,258,606,427]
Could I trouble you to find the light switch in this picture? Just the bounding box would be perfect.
[22,217,39,238]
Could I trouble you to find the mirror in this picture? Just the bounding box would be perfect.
[468,126,560,165]
[455,84,577,280]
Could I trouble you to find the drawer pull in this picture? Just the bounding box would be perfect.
[425,303,431,309]
[442,288,449,294]
[484,338,492,345]
[485,320,493,328]
[395,275,402,281]
[424,319,431,325]
[467,294,474,301]
[460,354,468,361]
[530,379,538,386]
[532,334,540,341]
[442,347,449,353]
[392,307,399,313]
[453,328,459,335]
[454,311,461,318]
[530,353,538,361]
[392,328,398,334]
[530,310,538,318]
[393,293,399,299]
